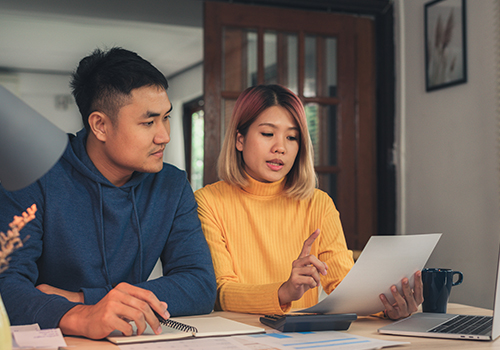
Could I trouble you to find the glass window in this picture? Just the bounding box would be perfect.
[321,105,337,166]
[325,37,338,97]
[264,31,277,84]
[221,99,236,144]
[286,34,298,94]
[222,27,257,91]
[305,103,337,166]
[318,173,337,203]
[190,110,204,191]
[247,30,258,87]
[304,36,317,97]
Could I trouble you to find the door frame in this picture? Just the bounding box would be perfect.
[203,0,396,239]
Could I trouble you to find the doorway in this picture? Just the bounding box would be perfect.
[203,1,394,250]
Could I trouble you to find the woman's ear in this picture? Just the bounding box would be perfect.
[235,131,244,152]
[88,111,108,142]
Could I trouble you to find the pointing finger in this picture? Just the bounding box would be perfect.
[298,229,320,259]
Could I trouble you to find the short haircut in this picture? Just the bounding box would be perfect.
[218,84,317,200]
[70,47,169,131]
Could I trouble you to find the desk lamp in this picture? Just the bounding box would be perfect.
[0,85,68,191]
[0,85,67,350]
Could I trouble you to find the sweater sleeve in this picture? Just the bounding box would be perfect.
[134,180,217,316]
[315,192,355,295]
[195,189,289,315]
[0,183,79,329]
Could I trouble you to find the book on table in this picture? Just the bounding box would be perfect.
[106,316,265,344]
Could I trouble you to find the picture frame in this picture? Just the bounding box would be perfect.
[424,0,467,92]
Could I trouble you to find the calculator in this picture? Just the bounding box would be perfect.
[260,313,357,332]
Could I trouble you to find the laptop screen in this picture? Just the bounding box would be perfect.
[491,243,500,339]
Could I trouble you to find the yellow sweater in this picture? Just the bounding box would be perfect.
[195,176,354,315]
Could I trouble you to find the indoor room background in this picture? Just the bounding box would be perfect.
[0,0,498,310]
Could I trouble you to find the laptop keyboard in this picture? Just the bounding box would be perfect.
[429,315,493,335]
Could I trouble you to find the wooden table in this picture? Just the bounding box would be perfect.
[64,303,499,349]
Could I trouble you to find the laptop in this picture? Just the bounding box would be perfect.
[378,244,500,341]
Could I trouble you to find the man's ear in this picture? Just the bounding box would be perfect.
[235,131,244,152]
[88,111,109,142]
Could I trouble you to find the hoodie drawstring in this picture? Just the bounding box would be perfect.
[97,182,112,287]
[130,189,144,281]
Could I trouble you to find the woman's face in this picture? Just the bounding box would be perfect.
[236,106,300,183]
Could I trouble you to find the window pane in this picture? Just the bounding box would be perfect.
[247,31,258,87]
[321,105,337,166]
[304,36,317,97]
[264,31,277,84]
[221,98,236,144]
[191,110,204,191]
[305,104,337,166]
[317,173,337,204]
[305,103,319,165]
[286,34,298,94]
[325,37,338,97]
[222,27,257,91]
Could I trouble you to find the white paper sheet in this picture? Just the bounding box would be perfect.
[118,331,409,350]
[12,326,67,349]
[299,233,441,315]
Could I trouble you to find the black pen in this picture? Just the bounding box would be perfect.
[153,309,168,326]
[153,310,198,333]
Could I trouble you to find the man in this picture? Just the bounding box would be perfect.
[0,48,216,339]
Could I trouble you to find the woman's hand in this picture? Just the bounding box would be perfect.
[379,270,424,320]
[278,229,328,305]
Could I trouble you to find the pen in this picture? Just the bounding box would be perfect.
[153,309,168,325]
[153,310,198,333]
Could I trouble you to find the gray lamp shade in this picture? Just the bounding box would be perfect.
[0,85,68,191]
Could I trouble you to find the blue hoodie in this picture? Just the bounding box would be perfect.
[0,129,216,329]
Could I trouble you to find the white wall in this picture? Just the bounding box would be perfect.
[0,64,204,172]
[395,0,500,309]
[162,63,203,170]
[0,72,82,133]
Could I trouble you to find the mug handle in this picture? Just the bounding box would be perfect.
[452,271,464,286]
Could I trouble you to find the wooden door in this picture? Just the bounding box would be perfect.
[203,2,376,250]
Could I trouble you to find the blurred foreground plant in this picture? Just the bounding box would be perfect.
[0,204,36,273]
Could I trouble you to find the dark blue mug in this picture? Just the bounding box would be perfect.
[422,268,463,313]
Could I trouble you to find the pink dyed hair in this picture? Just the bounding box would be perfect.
[218,84,316,199]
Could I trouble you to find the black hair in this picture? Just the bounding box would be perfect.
[70,47,169,131]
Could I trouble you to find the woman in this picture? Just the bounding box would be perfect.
[195,84,422,319]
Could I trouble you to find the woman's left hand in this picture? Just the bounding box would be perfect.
[379,270,424,320]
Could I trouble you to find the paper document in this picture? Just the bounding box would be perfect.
[117,331,409,350]
[300,233,441,315]
[11,324,67,349]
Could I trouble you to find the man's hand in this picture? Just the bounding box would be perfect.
[379,270,424,320]
[278,229,328,305]
[36,284,84,303]
[57,282,169,339]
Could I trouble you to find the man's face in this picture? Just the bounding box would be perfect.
[101,85,171,183]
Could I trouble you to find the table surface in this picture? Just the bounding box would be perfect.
[63,303,499,349]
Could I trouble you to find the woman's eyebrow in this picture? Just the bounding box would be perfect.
[258,122,298,131]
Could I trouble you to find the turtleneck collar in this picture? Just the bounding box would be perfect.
[242,174,286,197]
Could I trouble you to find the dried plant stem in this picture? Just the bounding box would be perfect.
[0,204,36,273]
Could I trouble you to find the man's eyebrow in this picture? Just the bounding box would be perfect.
[165,104,173,115]
[144,104,173,118]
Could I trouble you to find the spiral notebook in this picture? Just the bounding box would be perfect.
[107,316,265,344]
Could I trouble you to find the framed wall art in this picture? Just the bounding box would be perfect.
[424,0,467,91]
